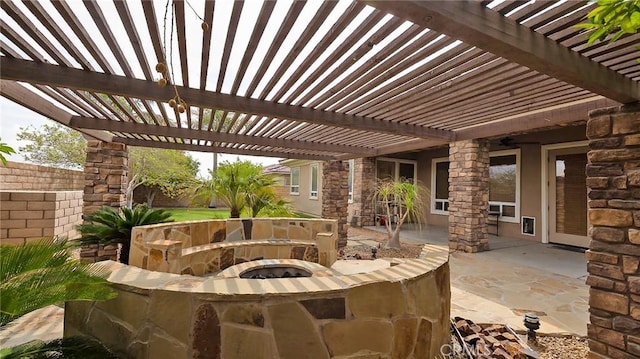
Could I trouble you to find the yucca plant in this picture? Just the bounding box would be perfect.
[374,179,429,249]
[0,238,116,326]
[76,205,173,265]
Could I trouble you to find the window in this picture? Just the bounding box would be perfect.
[430,150,520,223]
[310,164,318,199]
[347,159,354,203]
[290,167,300,194]
[489,151,519,222]
[376,158,416,184]
[431,158,449,214]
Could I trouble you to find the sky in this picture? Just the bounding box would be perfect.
[0,97,281,178]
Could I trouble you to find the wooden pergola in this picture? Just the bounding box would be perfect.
[0,0,638,161]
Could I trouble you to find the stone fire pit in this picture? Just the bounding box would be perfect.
[65,218,451,358]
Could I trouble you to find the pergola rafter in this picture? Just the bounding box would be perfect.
[0,0,637,161]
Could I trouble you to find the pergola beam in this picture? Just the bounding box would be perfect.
[0,58,454,140]
[372,97,620,156]
[69,116,376,155]
[362,0,640,104]
[0,80,113,142]
[112,137,336,161]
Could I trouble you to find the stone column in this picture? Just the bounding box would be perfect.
[322,160,348,248]
[448,139,490,253]
[352,157,376,226]
[586,104,640,359]
[81,140,128,262]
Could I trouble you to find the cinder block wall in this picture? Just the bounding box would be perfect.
[0,191,83,245]
[0,161,84,191]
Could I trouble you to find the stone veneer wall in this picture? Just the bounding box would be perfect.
[0,191,83,245]
[0,161,84,191]
[322,160,348,248]
[585,104,640,359]
[448,139,491,253]
[65,244,451,359]
[129,218,338,274]
[350,157,376,226]
[81,141,128,262]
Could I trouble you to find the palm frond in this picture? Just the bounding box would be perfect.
[0,238,116,326]
[0,337,120,358]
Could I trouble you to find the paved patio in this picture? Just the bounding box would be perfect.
[366,224,589,336]
[0,224,589,350]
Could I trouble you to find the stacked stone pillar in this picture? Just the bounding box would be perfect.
[586,104,640,359]
[322,160,349,248]
[448,139,490,253]
[352,157,376,226]
[81,141,128,262]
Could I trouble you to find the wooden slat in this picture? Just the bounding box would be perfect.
[269,2,367,102]
[1,1,72,67]
[282,10,391,105]
[51,1,116,73]
[83,1,134,76]
[305,24,423,108]
[243,0,306,98]
[21,1,93,70]
[0,80,112,142]
[257,1,338,100]
[230,0,276,95]
[70,116,376,155]
[1,57,454,140]
[363,0,639,103]
[113,137,337,161]
[216,0,244,92]
[198,0,215,129]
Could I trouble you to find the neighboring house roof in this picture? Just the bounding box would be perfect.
[262,163,291,175]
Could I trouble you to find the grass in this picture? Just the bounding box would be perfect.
[163,208,317,222]
[163,208,230,222]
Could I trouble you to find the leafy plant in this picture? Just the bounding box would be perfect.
[0,238,116,326]
[0,139,15,166]
[373,179,429,249]
[0,337,119,359]
[576,0,640,46]
[194,160,290,218]
[76,206,173,264]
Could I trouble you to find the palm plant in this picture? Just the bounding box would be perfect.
[76,205,173,264]
[0,238,116,326]
[0,337,119,359]
[374,179,429,249]
[0,139,16,166]
[193,160,292,218]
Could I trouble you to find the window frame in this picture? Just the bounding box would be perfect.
[290,167,300,195]
[430,157,450,215]
[347,159,354,203]
[429,149,521,224]
[309,163,318,199]
[375,157,417,185]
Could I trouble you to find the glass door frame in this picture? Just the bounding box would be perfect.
[540,141,589,244]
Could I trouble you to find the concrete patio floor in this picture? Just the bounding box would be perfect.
[366,224,589,336]
[0,224,589,350]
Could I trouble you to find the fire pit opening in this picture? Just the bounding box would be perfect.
[239,264,313,279]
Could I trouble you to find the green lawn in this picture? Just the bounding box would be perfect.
[163,208,316,222]
[164,208,230,222]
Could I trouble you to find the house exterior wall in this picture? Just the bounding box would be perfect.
[284,161,323,217]
[414,125,588,242]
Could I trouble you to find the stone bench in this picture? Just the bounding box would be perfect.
[130,218,338,274]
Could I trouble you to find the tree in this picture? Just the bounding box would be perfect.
[127,147,200,207]
[576,0,640,46]
[76,205,173,265]
[373,179,429,249]
[0,139,15,166]
[17,124,86,169]
[0,238,116,326]
[16,123,200,207]
[194,160,290,218]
